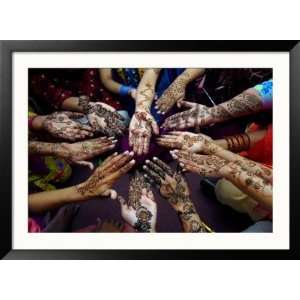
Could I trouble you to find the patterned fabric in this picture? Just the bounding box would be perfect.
[254,79,273,110]
[29,68,122,110]
[29,156,72,191]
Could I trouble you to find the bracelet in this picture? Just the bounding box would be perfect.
[119,85,133,97]
[28,116,37,130]
[225,133,251,152]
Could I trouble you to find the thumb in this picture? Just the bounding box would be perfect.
[64,111,85,119]
[74,160,94,170]
[178,100,195,109]
[101,189,117,200]
[150,118,159,135]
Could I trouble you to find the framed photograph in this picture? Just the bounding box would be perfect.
[0,41,298,259]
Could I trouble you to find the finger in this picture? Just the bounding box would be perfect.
[100,152,119,169]
[129,129,133,147]
[74,160,94,170]
[178,100,196,109]
[63,111,85,118]
[110,159,136,180]
[177,159,200,174]
[151,119,159,135]
[143,135,150,154]
[102,151,133,173]
[156,139,180,149]
[152,157,174,176]
[134,136,142,155]
[79,130,94,137]
[136,135,143,156]
[143,174,156,187]
[145,160,166,180]
[101,189,117,200]
[142,165,163,186]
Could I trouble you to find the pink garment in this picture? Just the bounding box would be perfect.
[28,218,41,232]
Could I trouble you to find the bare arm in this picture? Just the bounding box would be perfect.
[157,129,267,153]
[29,186,83,214]
[171,150,272,210]
[129,69,161,155]
[29,151,135,213]
[220,162,272,209]
[99,68,123,94]
[162,82,271,131]
[155,68,205,114]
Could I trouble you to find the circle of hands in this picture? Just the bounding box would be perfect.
[41,90,225,232]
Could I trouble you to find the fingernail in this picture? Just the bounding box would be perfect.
[129,151,134,156]
[142,165,147,170]
[179,163,184,167]
[162,112,165,115]
[145,160,150,163]
[124,150,129,154]
[130,160,136,164]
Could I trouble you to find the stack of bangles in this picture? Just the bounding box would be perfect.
[225,133,251,152]
[119,85,134,97]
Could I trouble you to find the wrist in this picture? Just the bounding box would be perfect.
[72,184,91,202]
[135,104,150,113]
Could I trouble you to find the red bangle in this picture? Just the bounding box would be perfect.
[28,116,37,130]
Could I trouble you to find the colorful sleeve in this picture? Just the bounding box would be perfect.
[254,79,273,110]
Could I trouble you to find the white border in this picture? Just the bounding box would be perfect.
[12,52,289,249]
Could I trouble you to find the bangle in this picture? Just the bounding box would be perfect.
[28,116,37,130]
[119,85,132,97]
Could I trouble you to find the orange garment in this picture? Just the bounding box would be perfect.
[240,123,272,168]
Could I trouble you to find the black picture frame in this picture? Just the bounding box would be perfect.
[0,40,299,260]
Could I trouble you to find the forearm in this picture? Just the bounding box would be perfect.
[220,163,272,209]
[61,96,88,112]
[172,199,212,233]
[214,130,267,152]
[182,68,205,83]
[204,142,272,182]
[29,186,85,213]
[29,141,62,156]
[135,68,161,112]
[99,68,123,94]
[208,87,263,124]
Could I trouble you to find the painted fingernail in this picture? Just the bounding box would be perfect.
[145,160,150,163]
[162,112,165,115]
[143,165,147,170]
[179,163,184,167]
[129,151,134,156]
[130,160,136,164]
[124,150,129,154]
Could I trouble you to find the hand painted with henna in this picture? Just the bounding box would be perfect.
[129,111,159,155]
[43,111,93,141]
[75,151,135,199]
[78,97,126,137]
[157,131,213,153]
[117,189,157,233]
[155,75,188,114]
[161,101,213,131]
[58,137,118,170]
[142,157,209,232]
[170,150,227,177]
